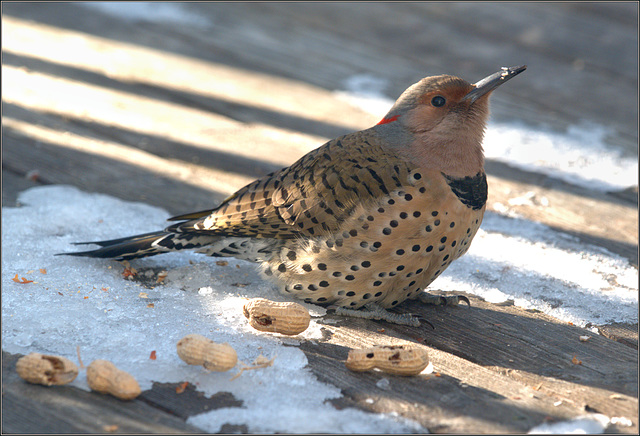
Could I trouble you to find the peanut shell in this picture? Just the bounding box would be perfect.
[16,353,78,386]
[345,344,429,376]
[86,359,141,400]
[243,298,310,335]
[176,333,237,371]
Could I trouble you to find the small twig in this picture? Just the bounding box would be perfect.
[230,354,276,381]
[76,345,85,369]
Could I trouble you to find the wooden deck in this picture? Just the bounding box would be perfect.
[2,2,638,433]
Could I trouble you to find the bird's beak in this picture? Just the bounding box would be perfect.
[463,65,527,104]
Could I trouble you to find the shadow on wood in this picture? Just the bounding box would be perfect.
[3,51,357,142]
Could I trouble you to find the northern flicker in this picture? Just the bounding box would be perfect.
[61,65,526,326]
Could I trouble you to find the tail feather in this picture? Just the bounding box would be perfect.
[167,208,216,221]
[70,231,165,248]
[58,231,276,263]
[57,231,172,261]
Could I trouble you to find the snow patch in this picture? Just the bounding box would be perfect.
[1,185,425,434]
[528,413,610,434]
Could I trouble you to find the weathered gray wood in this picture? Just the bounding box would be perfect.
[598,322,639,350]
[1,351,206,434]
[139,383,244,420]
[2,110,235,215]
[3,2,638,153]
[1,2,637,434]
[297,293,638,433]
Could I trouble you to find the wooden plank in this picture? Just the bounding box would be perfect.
[1,351,206,434]
[3,2,637,153]
[2,127,228,216]
[298,294,638,433]
[183,2,638,153]
[598,322,639,350]
[140,383,243,420]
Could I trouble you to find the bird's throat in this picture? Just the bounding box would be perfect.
[404,136,485,179]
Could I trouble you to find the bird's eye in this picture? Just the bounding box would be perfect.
[431,96,446,107]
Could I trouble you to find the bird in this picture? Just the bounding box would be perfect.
[60,65,527,326]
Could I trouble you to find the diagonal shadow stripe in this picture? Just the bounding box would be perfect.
[3,102,285,179]
[2,51,357,141]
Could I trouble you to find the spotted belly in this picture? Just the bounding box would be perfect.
[260,176,485,310]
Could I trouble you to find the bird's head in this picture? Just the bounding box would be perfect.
[376,66,526,177]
